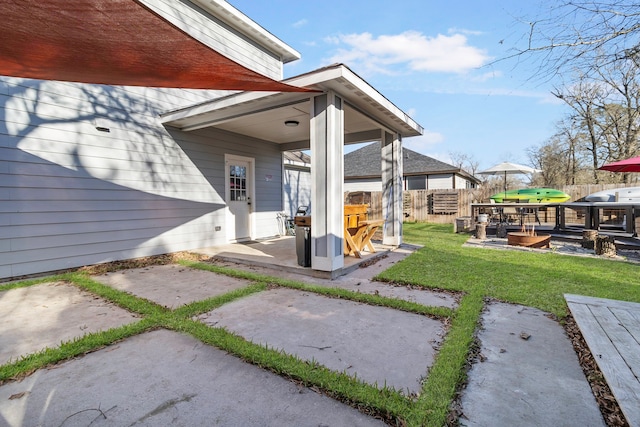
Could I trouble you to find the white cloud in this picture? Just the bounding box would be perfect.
[470,70,503,82]
[425,85,555,101]
[403,130,445,154]
[447,27,484,36]
[293,19,308,28]
[325,31,490,75]
[323,35,341,45]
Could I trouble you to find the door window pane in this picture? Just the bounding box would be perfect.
[229,165,247,201]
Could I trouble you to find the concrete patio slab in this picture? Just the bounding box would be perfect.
[460,302,605,426]
[305,245,458,309]
[0,282,138,365]
[198,287,445,394]
[93,264,249,308]
[330,281,458,309]
[210,243,459,309]
[0,329,384,427]
[195,235,396,279]
[0,242,609,425]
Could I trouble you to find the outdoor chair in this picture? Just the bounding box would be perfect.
[502,206,519,224]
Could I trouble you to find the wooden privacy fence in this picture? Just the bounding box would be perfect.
[345,183,640,224]
[345,190,475,224]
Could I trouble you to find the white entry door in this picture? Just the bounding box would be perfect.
[226,156,253,241]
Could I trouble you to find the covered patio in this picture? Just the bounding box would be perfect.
[194,236,396,279]
[161,64,423,277]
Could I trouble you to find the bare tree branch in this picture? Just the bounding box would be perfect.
[499,1,640,80]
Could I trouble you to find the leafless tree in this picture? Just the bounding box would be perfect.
[593,59,640,181]
[551,58,640,182]
[514,1,640,80]
[448,150,480,175]
[528,118,588,186]
[553,77,608,182]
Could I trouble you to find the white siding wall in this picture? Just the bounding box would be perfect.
[426,174,454,190]
[284,166,311,217]
[1,78,284,279]
[347,175,471,192]
[141,0,284,79]
[454,174,474,189]
[344,179,383,192]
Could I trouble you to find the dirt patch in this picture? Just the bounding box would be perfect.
[78,252,210,275]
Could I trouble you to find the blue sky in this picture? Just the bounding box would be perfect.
[228,0,569,171]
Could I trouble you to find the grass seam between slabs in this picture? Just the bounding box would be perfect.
[173,282,267,318]
[168,318,414,422]
[3,223,639,425]
[0,318,157,384]
[0,269,426,424]
[0,234,503,426]
[179,259,454,319]
[411,292,484,426]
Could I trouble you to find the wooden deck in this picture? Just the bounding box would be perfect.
[565,294,640,426]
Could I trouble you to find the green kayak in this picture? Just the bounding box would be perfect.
[490,188,571,203]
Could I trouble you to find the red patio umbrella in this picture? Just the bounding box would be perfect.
[598,156,640,173]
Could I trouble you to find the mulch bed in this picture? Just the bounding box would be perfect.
[564,315,629,427]
[77,252,209,275]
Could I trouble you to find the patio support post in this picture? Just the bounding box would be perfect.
[310,91,344,272]
[381,131,403,246]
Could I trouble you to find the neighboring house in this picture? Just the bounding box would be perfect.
[283,151,311,218]
[344,143,480,192]
[1,1,422,279]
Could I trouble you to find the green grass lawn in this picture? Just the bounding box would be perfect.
[2,224,638,426]
[378,222,640,318]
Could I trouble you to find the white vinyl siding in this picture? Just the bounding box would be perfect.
[141,0,284,79]
[454,174,475,189]
[344,179,383,193]
[426,174,453,190]
[346,174,474,193]
[1,78,283,279]
[283,166,311,217]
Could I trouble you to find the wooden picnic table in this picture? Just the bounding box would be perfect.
[344,204,384,258]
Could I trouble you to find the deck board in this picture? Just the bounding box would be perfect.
[565,294,640,427]
[612,308,640,343]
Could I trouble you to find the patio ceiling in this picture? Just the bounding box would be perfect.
[160,64,423,148]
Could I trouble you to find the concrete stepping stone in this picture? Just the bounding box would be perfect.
[460,302,605,426]
[94,264,250,308]
[0,330,384,426]
[199,287,445,394]
[0,282,138,365]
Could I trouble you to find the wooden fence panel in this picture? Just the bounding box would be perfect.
[431,192,458,213]
[346,183,640,224]
[346,189,473,223]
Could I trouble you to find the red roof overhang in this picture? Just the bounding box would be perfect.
[0,0,311,92]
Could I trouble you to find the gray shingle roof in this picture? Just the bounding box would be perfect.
[344,142,478,182]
